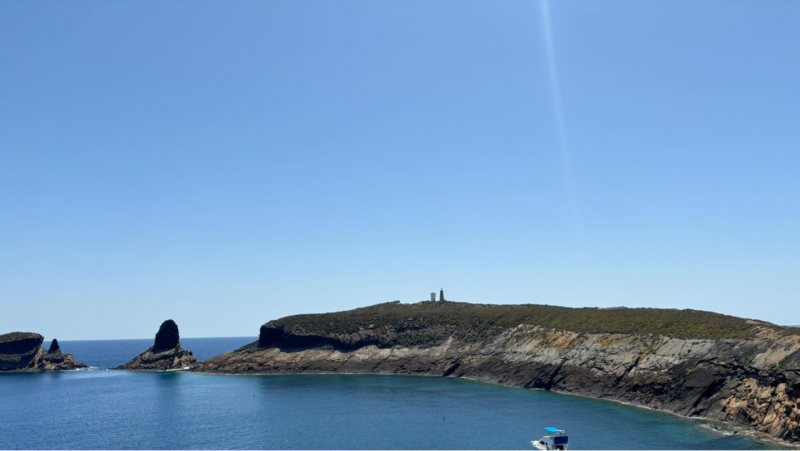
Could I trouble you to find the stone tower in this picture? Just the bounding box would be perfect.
[439,288,445,302]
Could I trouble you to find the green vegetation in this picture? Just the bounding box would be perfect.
[267,300,794,342]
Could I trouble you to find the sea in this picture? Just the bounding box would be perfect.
[0,338,786,450]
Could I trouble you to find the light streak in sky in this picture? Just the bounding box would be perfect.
[539,0,586,246]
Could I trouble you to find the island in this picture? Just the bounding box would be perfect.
[196,300,800,444]
[114,320,197,371]
[0,332,86,372]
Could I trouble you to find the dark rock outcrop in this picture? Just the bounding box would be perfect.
[196,301,800,444]
[114,320,196,371]
[48,338,61,354]
[153,320,180,353]
[0,332,42,371]
[0,332,86,372]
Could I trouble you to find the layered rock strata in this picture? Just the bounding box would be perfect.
[115,320,196,371]
[197,301,800,443]
[0,332,86,372]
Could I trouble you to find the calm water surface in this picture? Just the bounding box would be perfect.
[0,338,784,450]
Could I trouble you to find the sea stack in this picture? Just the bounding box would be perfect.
[0,332,86,372]
[114,320,197,371]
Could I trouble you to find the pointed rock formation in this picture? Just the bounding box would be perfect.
[0,332,86,372]
[114,320,196,371]
[153,320,180,353]
[48,338,61,354]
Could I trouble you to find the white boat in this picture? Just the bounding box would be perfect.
[532,427,569,450]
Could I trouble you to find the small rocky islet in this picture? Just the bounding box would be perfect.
[114,320,197,371]
[0,332,86,372]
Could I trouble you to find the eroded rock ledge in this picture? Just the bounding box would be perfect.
[115,320,196,371]
[0,332,86,372]
[196,301,800,443]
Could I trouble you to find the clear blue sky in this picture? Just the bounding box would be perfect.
[2,1,799,340]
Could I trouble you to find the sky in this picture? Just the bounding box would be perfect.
[1,0,799,340]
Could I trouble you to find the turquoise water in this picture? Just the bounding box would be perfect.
[0,339,784,450]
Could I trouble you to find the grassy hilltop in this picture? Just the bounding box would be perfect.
[264,300,795,342]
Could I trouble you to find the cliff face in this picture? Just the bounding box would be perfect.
[114,320,196,371]
[0,332,87,372]
[197,301,800,443]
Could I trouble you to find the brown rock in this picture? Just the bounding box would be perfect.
[114,320,196,371]
[0,332,86,372]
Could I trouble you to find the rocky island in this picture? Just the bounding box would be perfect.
[197,300,800,444]
[115,320,197,371]
[0,332,86,372]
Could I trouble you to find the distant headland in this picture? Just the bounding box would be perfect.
[3,296,799,444]
[196,298,800,444]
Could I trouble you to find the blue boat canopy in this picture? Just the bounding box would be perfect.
[545,427,559,433]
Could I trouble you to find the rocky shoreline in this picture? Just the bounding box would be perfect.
[114,320,197,371]
[0,332,86,372]
[4,302,799,444]
[195,301,800,444]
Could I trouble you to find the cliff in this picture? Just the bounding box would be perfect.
[0,332,87,372]
[115,320,196,371]
[197,301,800,443]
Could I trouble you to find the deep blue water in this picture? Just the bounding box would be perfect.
[0,339,785,450]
